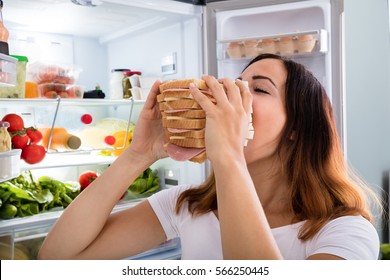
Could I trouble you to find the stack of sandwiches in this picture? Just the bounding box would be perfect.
[158,78,254,163]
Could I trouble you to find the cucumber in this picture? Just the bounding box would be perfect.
[0,204,18,219]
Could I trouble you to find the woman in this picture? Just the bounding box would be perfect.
[38,54,380,260]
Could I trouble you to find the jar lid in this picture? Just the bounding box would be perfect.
[0,121,10,128]
[124,71,142,76]
[111,68,130,73]
[10,55,29,62]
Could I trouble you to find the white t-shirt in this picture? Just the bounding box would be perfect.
[148,185,380,260]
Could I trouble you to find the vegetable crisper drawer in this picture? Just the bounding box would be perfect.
[0,221,54,260]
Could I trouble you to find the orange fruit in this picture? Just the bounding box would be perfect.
[111,130,132,156]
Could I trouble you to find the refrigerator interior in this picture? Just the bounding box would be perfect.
[215,0,332,99]
[1,0,208,260]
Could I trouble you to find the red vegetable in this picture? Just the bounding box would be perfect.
[104,135,116,145]
[81,114,93,124]
[26,127,43,144]
[21,144,46,164]
[78,171,99,190]
[1,113,24,133]
[11,132,30,149]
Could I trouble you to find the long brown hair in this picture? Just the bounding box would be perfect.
[175,53,379,241]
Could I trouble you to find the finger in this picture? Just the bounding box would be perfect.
[189,82,215,112]
[218,78,242,105]
[235,79,253,116]
[202,75,229,106]
[143,80,161,109]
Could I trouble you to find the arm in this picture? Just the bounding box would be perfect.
[38,81,168,260]
[190,76,282,259]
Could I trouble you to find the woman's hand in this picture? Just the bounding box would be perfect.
[127,80,168,163]
[190,75,252,163]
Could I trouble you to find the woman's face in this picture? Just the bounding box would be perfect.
[240,58,288,164]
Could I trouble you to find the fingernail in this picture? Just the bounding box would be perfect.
[189,83,196,89]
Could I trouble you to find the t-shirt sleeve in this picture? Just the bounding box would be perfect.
[147,185,192,241]
[307,216,380,260]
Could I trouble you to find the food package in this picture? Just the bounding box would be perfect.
[27,61,82,85]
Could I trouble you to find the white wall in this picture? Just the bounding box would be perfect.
[105,17,202,81]
[73,37,108,93]
[344,0,390,242]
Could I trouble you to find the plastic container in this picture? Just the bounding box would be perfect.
[0,53,17,86]
[27,61,81,85]
[38,83,83,98]
[0,55,28,98]
[0,149,21,182]
[0,121,11,152]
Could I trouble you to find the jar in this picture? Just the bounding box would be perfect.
[109,69,130,99]
[122,71,142,99]
[0,55,28,98]
[0,121,11,152]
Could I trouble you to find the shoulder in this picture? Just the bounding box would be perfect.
[147,185,194,215]
[308,215,380,259]
[148,185,194,204]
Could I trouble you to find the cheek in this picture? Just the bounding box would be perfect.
[251,98,286,141]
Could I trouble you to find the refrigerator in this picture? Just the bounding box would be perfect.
[0,0,344,259]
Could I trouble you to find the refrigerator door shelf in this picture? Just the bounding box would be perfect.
[217,29,328,61]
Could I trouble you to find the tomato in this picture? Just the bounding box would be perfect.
[26,127,43,144]
[104,135,116,145]
[21,144,46,164]
[1,113,24,133]
[78,171,99,190]
[81,114,93,124]
[11,132,30,149]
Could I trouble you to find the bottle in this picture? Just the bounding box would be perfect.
[0,0,9,55]
[0,121,11,152]
[122,71,142,99]
[40,127,81,151]
[109,69,130,99]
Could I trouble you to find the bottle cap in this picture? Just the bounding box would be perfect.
[0,121,10,127]
[67,135,81,150]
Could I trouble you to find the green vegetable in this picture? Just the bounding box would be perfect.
[129,168,160,195]
[0,204,18,219]
[0,171,80,219]
[381,243,390,260]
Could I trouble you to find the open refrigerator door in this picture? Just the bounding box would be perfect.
[204,0,344,144]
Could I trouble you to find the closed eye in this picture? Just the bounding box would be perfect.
[254,87,270,94]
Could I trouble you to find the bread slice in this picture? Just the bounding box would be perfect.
[169,137,205,148]
[162,109,206,119]
[162,117,205,129]
[189,150,207,163]
[165,128,205,139]
[159,78,208,92]
[159,99,202,111]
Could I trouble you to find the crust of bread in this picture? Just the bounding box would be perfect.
[189,150,207,163]
[162,117,205,129]
[157,90,215,103]
[159,78,208,92]
[162,109,206,119]
[165,129,205,139]
[159,99,202,111]
[169,137,205,148]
